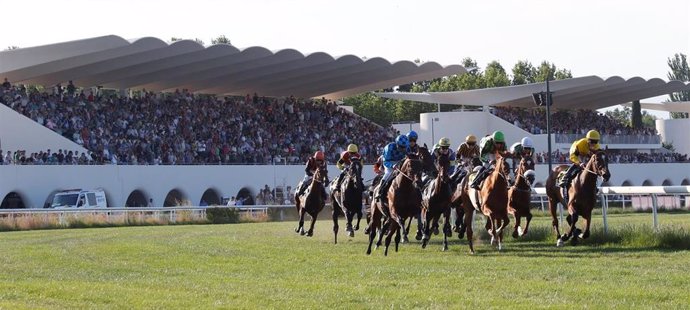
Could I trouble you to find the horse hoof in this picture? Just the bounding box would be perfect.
[442,246,448,252]
[458,232,465,240]
[433,228,439,235]
[294,228,300,233]
[453,226,460,233]
[306,231,313,237]
[402,235,409,243]
[363,227,370,235]
[570,237,579,246]
[348,231,354,238]
[421,242,427,249]
[498,243,503,251]
[415,232,423,241]
[491,237,497,246]
[518,226,525,236]
[512,231,519,239]
[556,239,564,247]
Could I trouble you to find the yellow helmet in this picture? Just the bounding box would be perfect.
[347,144,358,153]
[465,135,477,143]
[586,130,600,141]
[439,137,451,147]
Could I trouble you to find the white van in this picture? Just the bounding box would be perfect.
[51,189,108,209]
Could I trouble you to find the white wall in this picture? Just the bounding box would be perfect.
[0,103,89,154]
[2,163,688,209]
[656,119,690,156]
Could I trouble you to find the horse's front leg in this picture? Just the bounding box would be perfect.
[295,208,306,235]
[512,213,521,239]
[354,209,362,231]
[562,210,580,246]
[421,208,431,249]
[442,208,451,251]
[550,197,563,246]
[306,212,318,237]
[465,208,475,254]
[345,210,355,238]
[522,212,533,237]
[332,204,340,244]
[581,209,592,239]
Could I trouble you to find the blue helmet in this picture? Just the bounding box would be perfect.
[406,130,418,140]
[395,135,409,148]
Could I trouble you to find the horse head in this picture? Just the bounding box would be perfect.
[493,155,509,184]
[436,151,451,182]
[402,153,425,189]
[516,157,535,177]
[313,166,328,185]
[346,158,363,188]
[416,145,435,175]
[591,150,611,182]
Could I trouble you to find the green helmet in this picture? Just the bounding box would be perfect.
[492,131,505,143]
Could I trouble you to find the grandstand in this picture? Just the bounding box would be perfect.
[1,36,690,209]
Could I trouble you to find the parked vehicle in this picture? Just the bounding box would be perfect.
[51,189,107,208]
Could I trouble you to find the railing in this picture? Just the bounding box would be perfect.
[554,134,661,144]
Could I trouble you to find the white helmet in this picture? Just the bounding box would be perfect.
[521,137,534,149]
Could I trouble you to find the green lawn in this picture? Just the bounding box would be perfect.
[1,213,689,309]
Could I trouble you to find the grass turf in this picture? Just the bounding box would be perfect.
[1,212,689,309]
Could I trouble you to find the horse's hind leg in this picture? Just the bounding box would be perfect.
[394,225,402,253]
[366,210,380,255]
[384,222,397,256]
[549,197,563,245]
[421,210,431,249]
[465,209,475,254]
[563,211,580,245]
[442,208,451,251]
[354,210,362,231]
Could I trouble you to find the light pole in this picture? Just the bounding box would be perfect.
[533,78,554,173]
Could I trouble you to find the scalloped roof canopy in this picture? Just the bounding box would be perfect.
[377,76,690,110]
[0,35,466,99]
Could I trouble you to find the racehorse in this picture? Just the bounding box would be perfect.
[366,154,424,255]
[403,145,435,242]
[466,155,510,251]
[330,158,364,244]
[507,157,536,239]
[294,167,328,237]
[421,152,453,251]
[545,150,610,246]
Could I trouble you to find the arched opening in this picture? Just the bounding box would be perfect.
[682,179,690,186]
[534,182,544,187]
[643,180,654,186]
[1,192,26,209]
[44,189,63,208]
[662,179,673,186]
[126,189,149,208]
[621,180,633,186]
[164,189,190,207]
[200,188,221,206]
[601,181,612,186]
[235,187,255,205]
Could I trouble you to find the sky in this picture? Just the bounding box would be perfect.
[2,0,689,117]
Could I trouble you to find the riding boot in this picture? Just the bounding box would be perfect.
[334,172,345,192]
[376,177,392,201]
[470,166,488,190]
[558,164,579,188]
[297,177,310,196]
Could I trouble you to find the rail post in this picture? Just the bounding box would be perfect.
[651,194,659,231]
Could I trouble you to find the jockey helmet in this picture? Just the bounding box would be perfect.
[492,131,505,143]
[406,131,418,141]
[465,135,477,144]
[521,137,534,149]
[586,130,600,141]
[395,135,409,148]
[347,144,358,153]
[439,137,451,147]
[314,151,325,161]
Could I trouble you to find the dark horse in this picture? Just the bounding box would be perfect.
[294,167,328,237]
[545,151,610,246]
[330,158,364,244]
[366,154,424,255]
[404,145,435,242]
[507,157,536,239]
[421,152,453,251]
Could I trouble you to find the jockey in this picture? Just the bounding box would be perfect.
[333,144,363,192]
[509,137,536,176]
[374,134,411,201]
[450,134,480,182]
[558,130,601,194]
[407,130,420,154]
[297,151,329,197]
[431,137,457,176]
[470,131,508,190]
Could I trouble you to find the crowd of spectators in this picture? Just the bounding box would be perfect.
[492,107,658,136]
[535,150,688,164]
[1,82,396,165]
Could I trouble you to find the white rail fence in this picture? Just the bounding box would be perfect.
[1,187,688,233]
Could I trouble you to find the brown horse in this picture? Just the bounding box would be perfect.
[330,158,364,244]
[545,151,610,246]
[421,152,453,251]
[294,167,328,237]
[465,156,510,251]
[366,154,424,255]
[507,157,536,239]
[404,145,435,242]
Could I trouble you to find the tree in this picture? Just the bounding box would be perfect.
[511,60,535,85]
[484,61,510,88]
[641,110,657,128]
[667,53,690,119]
[4,46,19,51]
[554,68,573,80]
[631,100,642,128]
[605,107,631,127]
[170,37,205,45]
[212,35,231,45]
[534,61,556,82]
